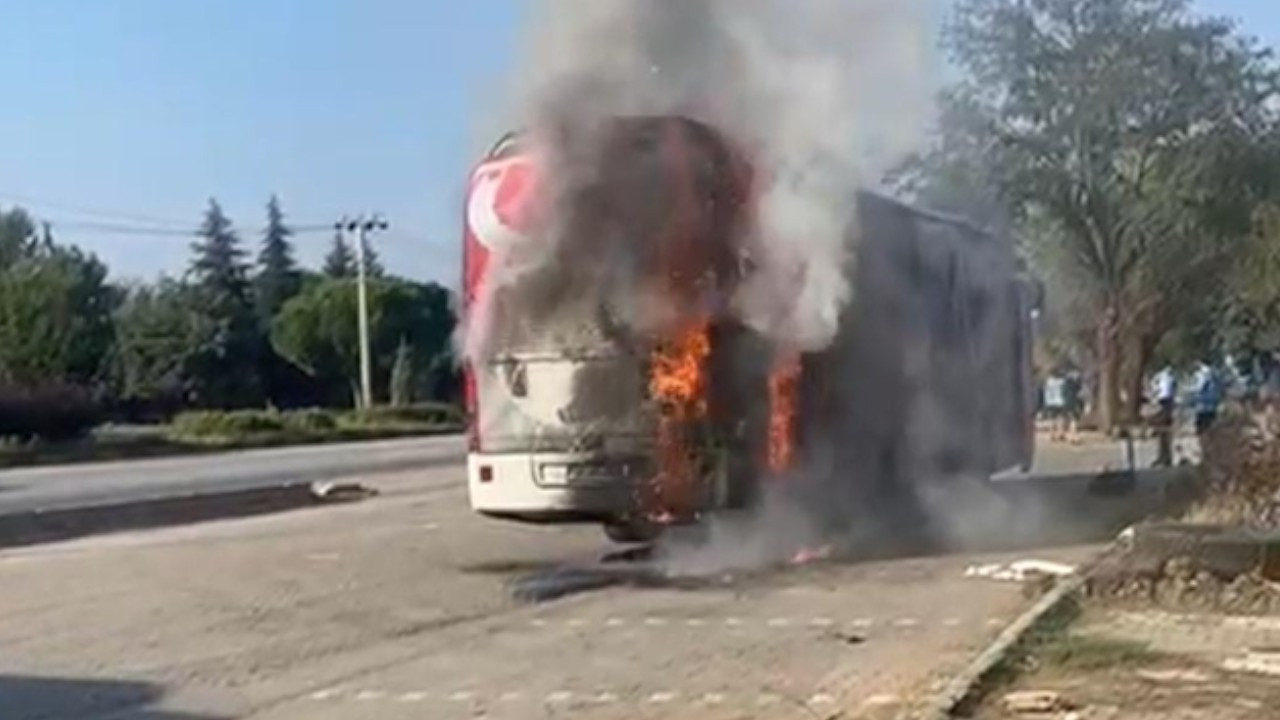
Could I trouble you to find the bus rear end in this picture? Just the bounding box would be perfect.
[461,119,757,538]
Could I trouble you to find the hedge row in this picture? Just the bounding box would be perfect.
[168,404,463,443]
[0,384,102,443]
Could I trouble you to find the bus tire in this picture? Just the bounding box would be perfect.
[603,519,660,544]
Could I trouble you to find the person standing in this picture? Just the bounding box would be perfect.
[1151,365,1178,467]
[1192,361,1223,436]
[1043,370,1068,442]
[1063,369,1083,444]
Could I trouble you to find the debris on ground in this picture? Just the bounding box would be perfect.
[1135,668,1213,683]
[1001,689,1068,714]
[1224,648,1280,677]
[965,559,1078,583]
[971,607,1280,719]
[974,409,1280,719]
[1095,408,1280,613]
[1087,534,1280,614]
[310,481,378,502]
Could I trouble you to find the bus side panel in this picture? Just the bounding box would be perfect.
[794,193,1033,545]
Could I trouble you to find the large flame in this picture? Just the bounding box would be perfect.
[645,322,712,521]
[767,355,802,473]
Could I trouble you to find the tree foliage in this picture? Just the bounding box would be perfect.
[0,207,38,268]
[389,337,416,408]
[110,280,215,417]
[909,0,1280,428]
[187,199,262,408]
[323,231,355,278]
[272,277,455,407]
[0,198,460,423]
[254,194,301,320]
[361,237,385,279]
[0,213,116,388]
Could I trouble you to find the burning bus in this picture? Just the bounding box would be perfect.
[462,116,1036,544]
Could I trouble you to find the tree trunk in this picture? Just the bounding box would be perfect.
[1096,303,1122,435]
[1124,334,1153,429]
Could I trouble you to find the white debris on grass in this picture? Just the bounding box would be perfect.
[965,559,1077,582]
[1002,689,1066,714]
[1223,649,1280,677]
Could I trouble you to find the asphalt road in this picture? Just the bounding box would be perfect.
[0,436,466,515]
[0,461,1104,720]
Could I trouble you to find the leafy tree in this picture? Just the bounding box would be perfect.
[110,280,216,418]
[271,278,362,405]
[187,199,262,408]
[323,231,355,278]
[389,337,416,407]
[0,214,117,388]
[0,254,115,386]
[272,277,457,407]
[254,195,301,320]
[0,207,37,269]
[913,0,1279,429]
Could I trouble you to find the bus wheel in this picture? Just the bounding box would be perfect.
[603,519,660,544]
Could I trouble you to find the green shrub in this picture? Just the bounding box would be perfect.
[170,410,285,440]
[351,403,463,427]
[167,404,459,445]
[0,383,102,443]
[281,408,338,433]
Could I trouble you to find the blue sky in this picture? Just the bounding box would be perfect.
[0,0,1277,287]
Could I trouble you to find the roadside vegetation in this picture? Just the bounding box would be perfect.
[901,0,1280,433]
[0,404,462,470]
[0,194,461,468]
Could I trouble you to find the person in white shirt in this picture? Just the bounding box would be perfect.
[1150,365,1177,467]
[1043,371,1068,442]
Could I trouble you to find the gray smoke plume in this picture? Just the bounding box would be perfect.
[470,0,938,358]
[462,0,1027,577]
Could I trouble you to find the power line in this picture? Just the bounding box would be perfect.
[42,218,344,239]
[45,220,199,237]
[0,191,344,238]
[0,191,194,230]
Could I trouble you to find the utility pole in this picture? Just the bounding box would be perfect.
[337,214,389,410]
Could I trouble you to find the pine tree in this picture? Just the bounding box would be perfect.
[323,231,355,278]
[191,199,251,299]
[254,195,301,319]
[188,199,261,408]
[361,237,385,278]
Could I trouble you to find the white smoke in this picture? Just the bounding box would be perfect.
[465,0,952,575]
[491,0,938,353]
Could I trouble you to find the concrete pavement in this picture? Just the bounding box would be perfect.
[0,462,1102,720]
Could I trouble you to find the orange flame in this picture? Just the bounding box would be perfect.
[645,322,712,521]
[767,355,802,474]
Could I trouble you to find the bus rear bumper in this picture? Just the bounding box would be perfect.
[466,452,643,524]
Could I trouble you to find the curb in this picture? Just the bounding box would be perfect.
[909,547,1117,720]
[0,481,374,550]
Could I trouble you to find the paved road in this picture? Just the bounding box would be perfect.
[0,462,1101,720]
[0,436,466,515]
[0,431,1159,518]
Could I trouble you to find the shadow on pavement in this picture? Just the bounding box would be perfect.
[0,483,367,551]
[0,675,228,720]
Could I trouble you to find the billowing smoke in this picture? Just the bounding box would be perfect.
[462,0,1031,576]
[471,0,937,358]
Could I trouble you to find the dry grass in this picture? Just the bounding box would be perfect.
[1034,634,1164,673]
[1189,405,1280,528]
